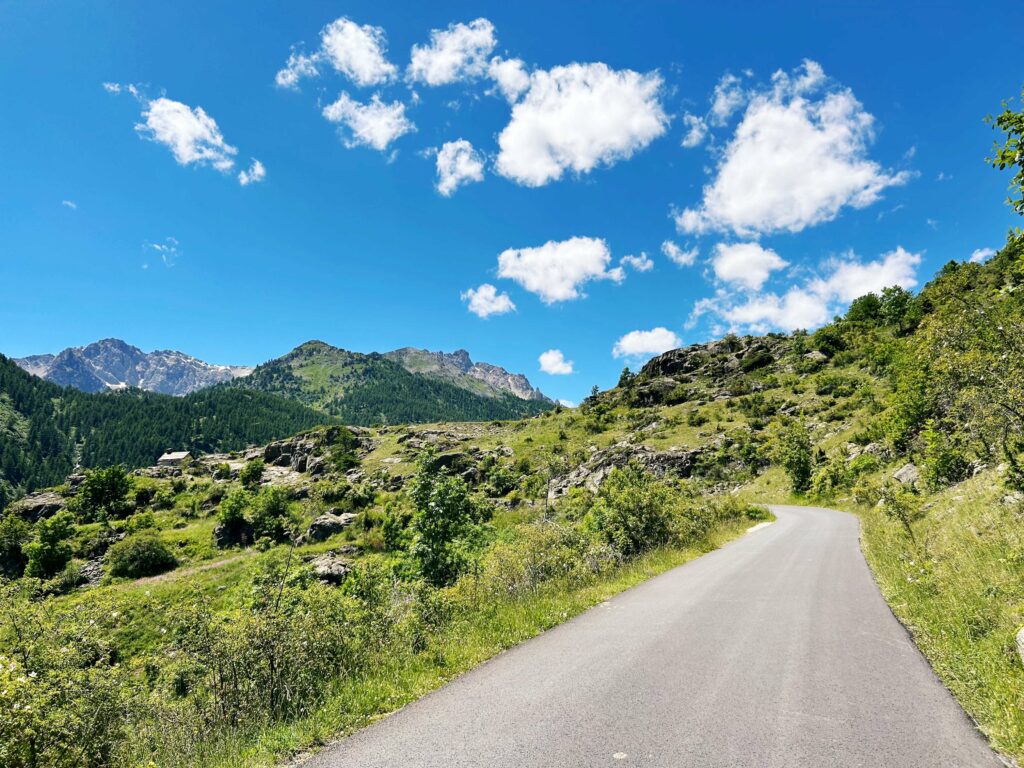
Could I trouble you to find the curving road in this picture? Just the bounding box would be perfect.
[303,505,1003,767]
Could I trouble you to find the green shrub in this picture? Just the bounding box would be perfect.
[770,420,814,492]
[106,531,177,578]
[217,488,250,526]
[0,515,32,579]
[920,420,971,490]
[239,458,265,489]
[125,510,157,533]
[24,510,76,579]
[68,466,132,521]
[249,487,294,542]
[212,462,232,480]
[583,464,674,558]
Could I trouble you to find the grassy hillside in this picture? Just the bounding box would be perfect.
[0,354,331,508]
[232,340,552,424]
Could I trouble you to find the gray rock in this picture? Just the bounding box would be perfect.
[803,350,829,362]
[305,511,357,542]
[7,491,66,522]
[310,553,352,585]
[549,443,704,499]
[893,463,920,485]
[1017,626,1024,670]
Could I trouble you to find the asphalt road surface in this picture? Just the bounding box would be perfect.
[304,505,1003,768]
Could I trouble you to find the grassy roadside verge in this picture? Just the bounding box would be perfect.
[182,516,762,768]
[740,468,1024,762]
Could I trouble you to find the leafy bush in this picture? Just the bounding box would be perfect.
[409,460,492,587]
[770,420,814,492]
[68,465,132,521]
[24,509,76,579]
[217,488,250,527]
[920,420,971,491]
[124,510,157,533]
[584,464,674,558]
[106,531,177,578]
[249,487,294,542]
[212,462,232,480]
[0,514,32,579]
[239,458,265,489]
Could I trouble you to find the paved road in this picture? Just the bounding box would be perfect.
[304,505,1002,767]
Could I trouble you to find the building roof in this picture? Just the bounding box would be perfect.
[158,450,191,462]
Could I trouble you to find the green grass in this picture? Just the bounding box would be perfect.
[143,517,759,768]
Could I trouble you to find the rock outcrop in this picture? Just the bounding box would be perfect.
[549,442,704,499]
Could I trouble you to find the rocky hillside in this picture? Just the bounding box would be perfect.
[231,340,552,425]
[384,347,549,401]
[15,338,252,395]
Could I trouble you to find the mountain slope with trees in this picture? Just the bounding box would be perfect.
[231,340,553,425]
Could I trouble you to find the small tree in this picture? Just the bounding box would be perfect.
[771,420,814,493]
[986,87,1024,216]
[0,515,32,579]
[69,466,132,521]
[24,510,76,579]
[409,458,490,587]
[239,458,265,488]
[250,487,294,542]
[584,464,674,558]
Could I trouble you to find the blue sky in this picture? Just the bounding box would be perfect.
[0,2,1020,404]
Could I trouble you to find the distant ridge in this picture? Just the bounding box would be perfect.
[14,338,252,396]
[384,347,550,402]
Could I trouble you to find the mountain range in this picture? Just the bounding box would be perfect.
[15,339,252,396]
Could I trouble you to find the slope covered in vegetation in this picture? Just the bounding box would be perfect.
[231,340,552,425]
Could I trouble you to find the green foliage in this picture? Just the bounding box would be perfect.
[879,483,924,542]
[24,509,76,579]
[124,510,157,533]
[583,465,674,558]
[845,292,882,323]
[106,530,177,578]
[212,462,232,480]
[239,458,265,489]
[986,87,1024,216]
[68,465,132,522]
[249,487,295,542]
[0,354,330,504]
[409,459,491,587]
[0,514,32,578]
[920,420,971,491]
[217,488,251,527]
[770,420,814,492]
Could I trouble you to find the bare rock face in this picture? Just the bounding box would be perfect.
[385,347,550,402]
[549,442,704,499]
[6,490,67,522]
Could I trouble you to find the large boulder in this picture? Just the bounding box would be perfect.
[893,463,920,485]
[310,553,352,585]
[213,519,255,548]
[549,443,703,499]
[304,511,357,542]
[6,491,66,522]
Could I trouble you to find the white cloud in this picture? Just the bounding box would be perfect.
[135,97,238,172]
[808,246,921,303]
[711,242,787,290]
[238,159,266,186]
[461,283,515,317]
[613,327,682,359]
[147,236,180,268]
[322,93,415,150]
[408,18,496,86]
[102,81,139,98]
[681,113,708,148]
[488,57,530,102]
[539,349,574,375]
[621,252,654,272]
[692,245,922,333]
[969,247,996,264]
[275,17,396,89]
[676,60,910,237]
[497,236,623,304]
[61,200,77,210]
[496,62,668,187]
[661,240,697,267]
[435,139,484,196]
[558,398,577,408]
[709,73,747,125]
[275,51,320,89]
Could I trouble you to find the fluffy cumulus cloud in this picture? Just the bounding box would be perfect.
[488,57,530,102]
[612,327,682,359]
[496,236,623,304]
[408,18,496,86]
[435,139,485,196]
[693,246,922,333]
[238,159,266,186]
[969,247,996,264]
[496,63,668,187]
[661,240,697,267]
[136,97,237,171]
[275,17,396,89]
[676,60,910,237]
[461,283,515,317]
[322,93,415,150]
[709,73,747,125]
[681,113,708,148]
[539,349,574,375]
[711,242,787,290]
[620,252,654,272]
